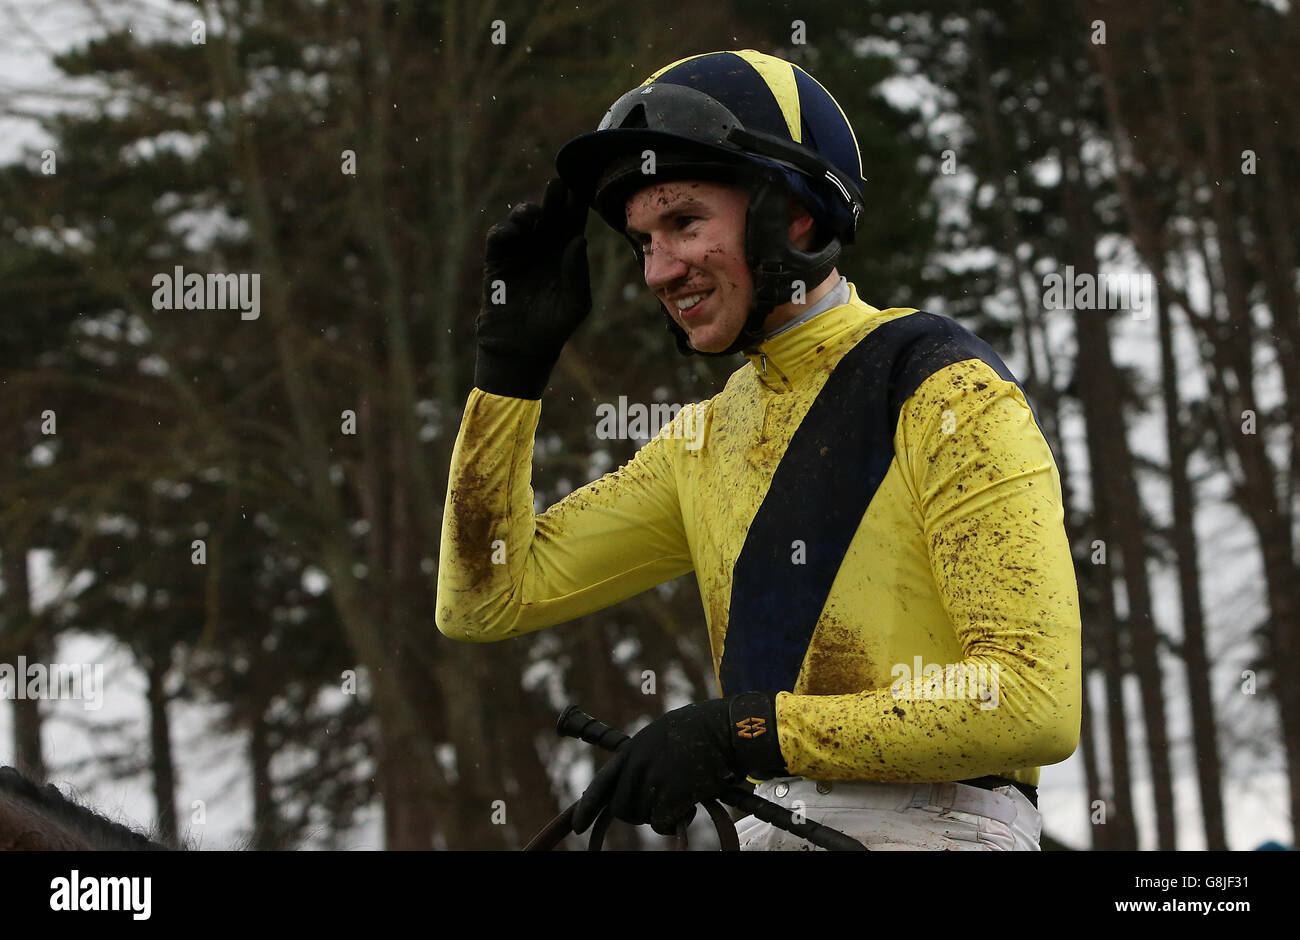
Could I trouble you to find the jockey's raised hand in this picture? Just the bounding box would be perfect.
[473,177,591,400]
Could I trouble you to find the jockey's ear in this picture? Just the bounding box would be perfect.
[787,202,818,252]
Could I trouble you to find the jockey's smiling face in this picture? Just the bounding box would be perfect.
[625,181,753,354]
[625,180,821,354]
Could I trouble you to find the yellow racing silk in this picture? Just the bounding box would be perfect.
[437,283,1081,787]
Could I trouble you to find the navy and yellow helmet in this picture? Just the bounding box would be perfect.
[556,49,866,245]
[556,50,867,355]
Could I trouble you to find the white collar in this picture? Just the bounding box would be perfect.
[759,276,850,341]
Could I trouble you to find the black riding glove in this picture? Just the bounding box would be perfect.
[473,177,591,399]
[571,691,788,837]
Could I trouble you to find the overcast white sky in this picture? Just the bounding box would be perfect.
[0,0,1291,851]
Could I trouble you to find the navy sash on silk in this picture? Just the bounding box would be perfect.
[717,312,1033,697]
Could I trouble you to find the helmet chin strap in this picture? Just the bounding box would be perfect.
[656,178,843,358]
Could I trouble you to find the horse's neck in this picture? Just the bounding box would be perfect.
[0,792,95,850]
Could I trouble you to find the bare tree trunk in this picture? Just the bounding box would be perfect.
[1081,508,1139,850]
[1,545,45,782]
[1157,299,1227,850]
[1076,668,1106,847]
[1236,20,1300,500]
[144,646,179,847]
[247,699,280,850]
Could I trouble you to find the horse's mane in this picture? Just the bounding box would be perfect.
[0,767,170,851]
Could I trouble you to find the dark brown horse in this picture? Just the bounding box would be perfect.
[0,767,169,850]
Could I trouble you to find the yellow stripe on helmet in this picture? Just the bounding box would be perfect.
[733,49,802,144]
[792,63,866,185]
[642,51,803,147]
[638,50,861,186]
[641,53,708,85]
